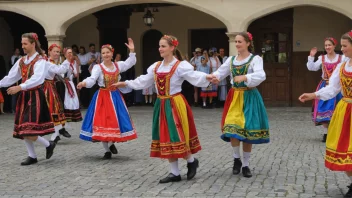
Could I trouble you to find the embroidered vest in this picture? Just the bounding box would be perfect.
[230,55,255,88]
[340,62,352,98]
[99,62,120,90]
[19,55,41,83]
[153,61,181,97]
[322,55,342,80]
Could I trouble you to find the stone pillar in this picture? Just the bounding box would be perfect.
[45,35,66,49]
[226,32,239,56]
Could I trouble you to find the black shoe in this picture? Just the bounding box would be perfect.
[21,156,38,166]
[345,184,352,198]
[242,166,252,178]
[322,134,327,142]
[53,136,61,144]
[187,158,199,180]
[109,144,118,154]
[59,128,71,138]
[46,141,56,159]
[159,173,181,183]
[233,158,242,175]
[103,152,112,160]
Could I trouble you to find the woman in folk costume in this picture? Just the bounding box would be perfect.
[307,38,344,142]
[299,31,352,198]
[45,44,72,143]
[77,39,137,159]
[205,47,221,108]
[0,33,56,165]
[61,48,82,128]
[111,35,213,183]
[211,32,269,178]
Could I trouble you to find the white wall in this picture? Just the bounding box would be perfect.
[0,17,14,72]
[293,6,352,52]
[64,15,99,50]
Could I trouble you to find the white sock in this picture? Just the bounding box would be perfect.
[170,161,180,176]
[187,155,195,163]
[65,123,71,129]
[108,141,113,147]
[349,176,352,182]
[102,142,110,152]
[36,136,50,147]
[149,96,153,103]
[203,102,206,106]
[233,146,240,158]
[243,151,251,167]
[51,125,62,141]
[24,139,37,158]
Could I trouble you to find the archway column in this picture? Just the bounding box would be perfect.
[45,34,66,49]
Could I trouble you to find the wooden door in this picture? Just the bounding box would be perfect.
[253,30,291,106]
[142,29,163,74]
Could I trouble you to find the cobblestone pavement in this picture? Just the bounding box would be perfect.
[0,106,349,198]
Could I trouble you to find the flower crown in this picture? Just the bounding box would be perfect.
[247,32,253,41]
[325,37,337,45]
[101,44,114,53]
[48,44,61,51]
[63,47,70,54]
[348,31,352,39]
[32,33,38,41]
[162,35,179,47]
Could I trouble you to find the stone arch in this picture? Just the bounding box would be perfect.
[60,0,230,35]
[239,0,351,31]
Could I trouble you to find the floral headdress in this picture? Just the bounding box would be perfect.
[325,37,337,45]
[32,33,38,41]
[348,30,352,39]
[247,32,253,41]
[101,44,114,53]
[48,44,61,51]
[162,35,179,47]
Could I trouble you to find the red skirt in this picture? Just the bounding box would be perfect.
[43,80,66,126]
[0,91,3,103]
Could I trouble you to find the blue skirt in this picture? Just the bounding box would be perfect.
[80,89,137,142]
[312,80,342,125]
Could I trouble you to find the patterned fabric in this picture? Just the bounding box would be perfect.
[312,55,343,125]
[325,62,352,171]
[13,56,54,139]
[43,80,66,126]
[220,55,270,144]
[80,62,137,142]
[150,61,201,158]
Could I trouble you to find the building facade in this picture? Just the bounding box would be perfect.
[1,0,352,106]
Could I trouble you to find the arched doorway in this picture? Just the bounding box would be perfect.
[142,29,163,73]
[0,11,46,112]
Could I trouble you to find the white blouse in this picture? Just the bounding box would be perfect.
[307,54,345,78]
[83,53,136,88]
[45,61,69,80]
[61,60,78,81]
[213,54,266,87]
[208,56,220,73]
[0,52,47,90]
[125,57,210,95]
[315,58,351,101]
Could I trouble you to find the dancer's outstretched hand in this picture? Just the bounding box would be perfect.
[298,93,316,103]
[77,82,86,90]
[125,38,135,53]
[110,82,127,89]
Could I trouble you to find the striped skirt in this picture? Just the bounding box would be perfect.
[221,87,269,144]
[13,86,55,139]
[43,80,66,126]
[325,98,352,171]
[151,93,201,158]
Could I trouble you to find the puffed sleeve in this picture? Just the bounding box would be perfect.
[19,59,47,90]
[117,53,137,73]
[315,62,342,101]
[245,56,266,87]
[83,65,101,88]
[0,59,22,88]
[177,61,210,87]
[125,62,156,90]
[213,56,231,81]
[47,61,68,75]
[307,55,322,71]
